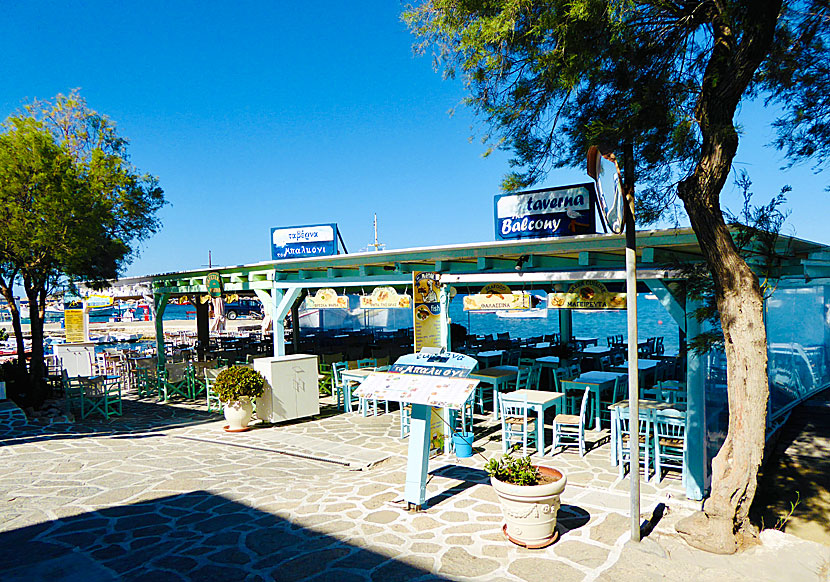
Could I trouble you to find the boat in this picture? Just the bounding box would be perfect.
[496,308,548,319]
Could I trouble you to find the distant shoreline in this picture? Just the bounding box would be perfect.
[0,318,263,339]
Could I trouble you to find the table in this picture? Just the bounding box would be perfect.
[560,371,626,429]
[340,366,390,413]
[499,389,565,456]
[572,337,599,349]
[474,350,505,368]
[609,359,661,387]
[534,356,561,389]
[581,346,612,355]
[469,366,518,418]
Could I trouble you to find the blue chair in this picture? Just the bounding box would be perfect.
[552,387,591,456]
[615,405,653,479]
[499,394,538,456]
[331,362,352,411]
[653,409,686,484]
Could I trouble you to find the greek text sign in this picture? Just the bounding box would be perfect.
[494,183,596,240]
[271,223,337,260]
[548,281,627,310]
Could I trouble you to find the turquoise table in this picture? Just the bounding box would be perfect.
[499,389,565,456]
[469,366,518,418]
[560,371,625,429]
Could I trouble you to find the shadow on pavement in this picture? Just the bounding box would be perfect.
[0,490,453,582]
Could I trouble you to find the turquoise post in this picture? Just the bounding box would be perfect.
[684,298,707,500]
[404,403,432,509]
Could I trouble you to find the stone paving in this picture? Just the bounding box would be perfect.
[2,393,828,581]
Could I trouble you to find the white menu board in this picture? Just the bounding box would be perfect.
[353,372,479,409]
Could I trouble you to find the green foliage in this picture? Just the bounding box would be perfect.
[485,453,540,486]
[213,366,266,402]
[0,328,7,342]
[0,90,165,403]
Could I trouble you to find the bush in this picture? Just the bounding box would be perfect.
[213,366,265,402]
[485,454,540,486]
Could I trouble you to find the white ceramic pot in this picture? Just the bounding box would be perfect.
[491,466,567,547]
[223,398,253,431]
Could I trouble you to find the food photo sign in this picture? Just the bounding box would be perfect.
[360,286,411,309]
[494,183,597,240]
[547,281,627,310]
[305,288,348,309]
[413,272,442,351]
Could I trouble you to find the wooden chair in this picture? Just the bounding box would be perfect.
[615,406,653,479]
[81,376,122,420]
[499,395,538,456]
[552,387,590,456]
[653,409,686,484]
[204,366,228,412]
[158,362,191,401]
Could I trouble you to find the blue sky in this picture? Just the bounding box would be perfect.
[1,1,827,278]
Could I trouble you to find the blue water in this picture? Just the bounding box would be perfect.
[450,295,680,353]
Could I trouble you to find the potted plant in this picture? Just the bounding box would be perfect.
[213,366,266,432]
[485,454,567,548]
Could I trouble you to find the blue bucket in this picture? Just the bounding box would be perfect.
[452,432,475,458]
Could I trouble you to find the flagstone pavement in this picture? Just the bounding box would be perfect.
[1,394,828,582]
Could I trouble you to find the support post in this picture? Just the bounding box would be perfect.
[624,188,640,543]
[194,297,210,360]
[684,298,707,500]
[404,403,432,509]
[272,287,302,357]
[559,309,573,345]
[154,293,170,368]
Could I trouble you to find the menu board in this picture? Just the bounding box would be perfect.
[64,309,87,343]
[413,271,442,352]
[305,288,349,309]
[463,291,531,311]
[360,286,411,309]
[353,372,479,409]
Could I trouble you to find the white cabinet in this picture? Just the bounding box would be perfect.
[53,343,96,377]
[254,354,319,423]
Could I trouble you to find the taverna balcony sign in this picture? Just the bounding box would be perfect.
[271,223,338,260]
[494,183,597,240]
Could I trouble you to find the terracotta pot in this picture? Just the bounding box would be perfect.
[223,398,253,431]
[490,466,567,548]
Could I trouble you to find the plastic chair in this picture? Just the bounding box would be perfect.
[653,408,686,484]
[499,394,538,456]
[552,387,591,455]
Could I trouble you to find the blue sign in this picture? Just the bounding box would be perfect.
[494,183,597,240]
[271,223,338,260]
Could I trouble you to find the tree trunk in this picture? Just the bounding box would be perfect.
[676,192,769,554]
[672,0,780,554]
[23,277,47,407]
[0,278,27,384]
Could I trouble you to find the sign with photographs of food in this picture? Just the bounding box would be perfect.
[305,288,349,309]
[547,281,627,310]
[463,291,532,311]
[359,286,411,309]
[413,272,442,351]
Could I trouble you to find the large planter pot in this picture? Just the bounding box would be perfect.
[491,466,567,548]
[223,398,253,432]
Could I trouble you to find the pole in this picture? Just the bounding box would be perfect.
[624,188,640,542]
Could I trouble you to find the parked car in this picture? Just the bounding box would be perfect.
[224,299,263,320]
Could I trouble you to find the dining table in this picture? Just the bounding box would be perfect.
[572,337,599,349]
[499,389,565,456]
[469,365,518,418]
[339,366,390,414]
[474,350,505,369]
[609,359,661,388]
[559,371,626,429]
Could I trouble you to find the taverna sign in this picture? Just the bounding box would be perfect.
[494,183,597,240]
[271,223,338,260]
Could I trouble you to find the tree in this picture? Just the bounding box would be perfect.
[0,91,164,405]
[404,0,826,553]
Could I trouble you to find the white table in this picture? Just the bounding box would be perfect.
[560,371,626,429]
[499,389,565,456]
[340,366,389,414]
[609,359,661,387]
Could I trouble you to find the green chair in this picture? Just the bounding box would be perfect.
[82,376,122,420]
[318,362,333,395]
[205,367,227,412]
[158,362,191,400]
